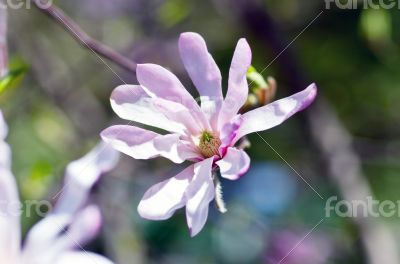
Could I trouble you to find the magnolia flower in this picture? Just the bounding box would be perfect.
[101,32,317,236]
[0,110,119,264]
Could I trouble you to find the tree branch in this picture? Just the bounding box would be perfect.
[0,4,8,77]
[32,0,137,73]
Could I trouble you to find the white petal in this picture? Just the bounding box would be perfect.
[60,205,102,250]
[0,111,21,260]
[216,148,250,180]
[0,110,7,140]
[54,142,119,215]
[138,165,194,220]
[0,168,21,262]
[153,98,206,135]
[111,84,185,134]
[56,251,114,264]
[185,158,215,237]
[22,213,71,260]
[101,125,197,163]
[22,207,103,261]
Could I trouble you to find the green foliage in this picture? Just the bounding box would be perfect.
[246,65,268,91]
[158,0,190,27]
[360,8,392,45]
[0,65,28,94]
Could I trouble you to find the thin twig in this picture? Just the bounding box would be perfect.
[0,4,8,77]
[32,0,137,73]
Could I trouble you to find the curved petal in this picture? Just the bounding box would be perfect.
[57,206,102,251]
[54,142,119,214]
[0,110,7,140]
[216,148,250,180]
[218,39,252,130]
[0,111,11,168]
[234,83,317,142]
[136,64,201,110]
[23,207,102,261]
[138,165,194,220]
[137,64,210,130]
[185,158,215,237]
[22,213,71,260]
[179,32,223,126]
[110,84,185,134]
[219,115,242,148]
[101,125,195,163]
[153,98,205,135]
[56,252,114,264]
[0,168,21,262]
[0,111,21,261]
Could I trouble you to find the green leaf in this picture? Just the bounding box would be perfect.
[246,65,268,91]
[158,0,190,27]
[0,66,28,94]
[360,9,392,45]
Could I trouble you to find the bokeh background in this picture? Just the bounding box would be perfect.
[2,0,400,263]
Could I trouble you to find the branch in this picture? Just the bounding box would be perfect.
[0,4,8,77]
[32,0,137,73]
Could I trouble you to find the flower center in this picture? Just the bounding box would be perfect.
[198,131,221,158]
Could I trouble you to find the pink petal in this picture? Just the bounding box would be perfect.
[136,64,203,113]
[56,252,114,264]
[179,32,223,127]
[219,115,242,148]
[153,97,206,135]
[59,205,102,250]
[216,148,250,180]
[54,142,119,214]
[234,83,317,142]
[111,84,185,134]
[185,158,215,237]
[138,165,194,220]
[218,39,252,130]
[101,125,195,163]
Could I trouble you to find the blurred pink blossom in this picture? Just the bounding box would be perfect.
[101,32,317,236]
[265,230,332,264]
[0,110,119,264]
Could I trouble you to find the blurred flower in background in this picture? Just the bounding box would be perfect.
[1,110,119,264]
[265,230,333,264]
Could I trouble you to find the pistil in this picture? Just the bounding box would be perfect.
[199,131,221,158]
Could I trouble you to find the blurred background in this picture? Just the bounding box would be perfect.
[2,0,400,263]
